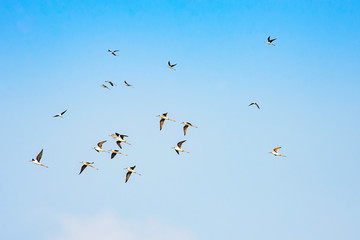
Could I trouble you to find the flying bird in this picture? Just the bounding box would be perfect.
[124,165,142,183]
[173,140,190,155]
[79,161,99,175]
[105,81,116,86]
[54,110,67,118]
[110,149,128,159]
[157,113,176,130]
[249,102,260,109]
[93,141,109,153]
[168,61,177,70]
[181,122,198,136]
[110,133,131,148]
[270,147,286,157]
[31,149,48,168]
[124,81,134,88]
[267,36,276,46]
[102,84,111,90]
[108,49,119,56]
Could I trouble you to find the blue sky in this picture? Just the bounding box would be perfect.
[0,0,360,239]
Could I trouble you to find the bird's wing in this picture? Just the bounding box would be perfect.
[124,81,128,84]
[175,149,179,155]
[125,171,132,183]
[160,119,165,130]
[183,125,189,136]
[268,36,271,42]
[115,133,120,137]
[61,110,67,115]
[172,63,177,67]
[271,38,277,42]
[255,103,260,109]
[168,61,171,66]
[120,135,128,139]
[53,115,59,117]
[109,81,114,86]
[274,147,281,153]
[249,103,254,106]
[108,50,111,52]
[177,140,186,148]
[111,152,116,159]
[163,112,168,117]
[131,165,136,170]
[116,141,122,149]
[114,50,119,52]
[98,141,106,148]
[36,149,43,162]
[79,165,87,175]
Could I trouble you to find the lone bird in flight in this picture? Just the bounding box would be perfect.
[266,36,276,46]
[110,133,131,148]
[124,165,142,183]
[31,149,48,168]
[168,61,177,70]
[102,84,111,90]
[79,161,99,175]
[54,110,67,118]
[157,113,176,130]
[110,149,128,159]
[181,122,198,136]
[93,141,109,153]
[124,81,134,88]
[108,49,119,56]
[249,102,260,109]
[173,140,190,155]
[270,147,286,157]
[105,81,116,86]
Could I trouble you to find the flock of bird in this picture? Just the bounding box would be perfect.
[31,36,286,183]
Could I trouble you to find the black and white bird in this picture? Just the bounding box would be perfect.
[168,61,177,70]
[93,141,109,153]
[249,102,260,109]
[124,165,142,183]
[110,133,131,148]
[124,81,134,88]
[31,149,48,168]
[270,147,287,157]
[172,140,190,155]
[266,36,276,46]
[181,122,198,136]
[108,49,119,56]
[79,161,99,175]
[157,113,176,130]
[110,149,128,159]
[105,81,116,86]
[54,110,67,118]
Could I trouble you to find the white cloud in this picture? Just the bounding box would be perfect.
[48,212,199,240]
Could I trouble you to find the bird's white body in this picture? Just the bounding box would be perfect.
[173,140,189,154]
[110,133,131,145]
[31,160,48,168]
[93,141,109,153]
[94,147,108,152]
[269,147,286,157]
[110,134,121,141]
